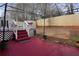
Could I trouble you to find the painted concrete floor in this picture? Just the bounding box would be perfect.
[0,37,79,56]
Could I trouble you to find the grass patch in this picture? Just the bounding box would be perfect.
[71,35,79,47]
[72,35,79,41]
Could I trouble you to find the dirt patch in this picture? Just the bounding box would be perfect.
[36,26,72,39]
[36,34,75,47]
[36,26,79,39]
[36,26,79,47]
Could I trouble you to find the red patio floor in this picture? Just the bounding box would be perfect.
[0,37,79,56]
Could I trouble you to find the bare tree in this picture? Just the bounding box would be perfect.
[70,3,74,14]
[9,3,69,20]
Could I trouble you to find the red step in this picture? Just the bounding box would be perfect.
[18,34,28,39]
[18,30,26,32]
[18,31,28,35]
[15,30,30,41]
[18,30,26,31]
[18,32,28,35]
[16,37,31,41]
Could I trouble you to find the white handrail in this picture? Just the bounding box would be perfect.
[24,21,29,25]
[12,20,18,39]
[24,21,31,37]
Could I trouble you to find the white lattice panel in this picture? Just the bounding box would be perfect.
[0,31,13,42]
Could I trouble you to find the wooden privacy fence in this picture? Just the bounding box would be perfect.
[36,14,79,39]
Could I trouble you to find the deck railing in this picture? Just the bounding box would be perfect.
[13,20,28,39]
[12,20,18,39]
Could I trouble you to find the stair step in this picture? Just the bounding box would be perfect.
[16,37,31,41]
[17,30,26,32]
[18,32,28,35]
[18,34,28,39]
[15,30,30,41]
[17,30,28,35]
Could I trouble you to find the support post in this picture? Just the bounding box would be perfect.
[43,4,48,40]
[3,3,7,41]
[0,3,8,50]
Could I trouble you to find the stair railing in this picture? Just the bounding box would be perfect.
[12,20,18,39]
[24,21,30,37]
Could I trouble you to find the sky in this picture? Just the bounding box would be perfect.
[0,3,5,16]
[0,3,79,17]
[0,3,16,17]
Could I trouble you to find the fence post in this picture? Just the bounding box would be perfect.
[3,3,7,41]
